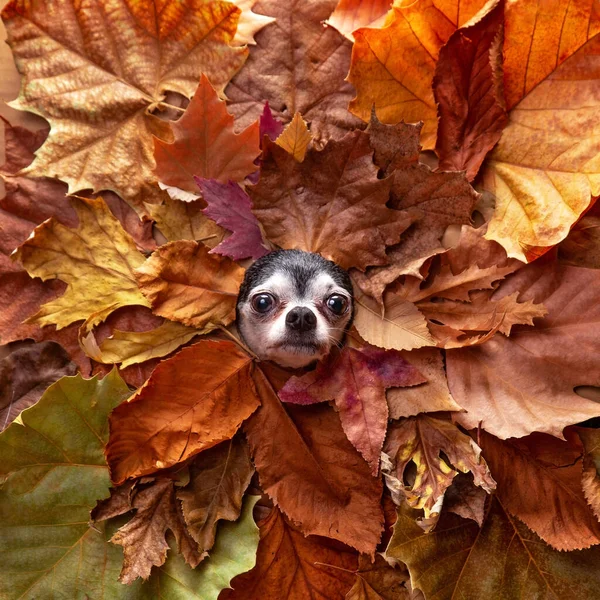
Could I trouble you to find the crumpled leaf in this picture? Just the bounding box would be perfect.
[245,367,384,555]
[382,415,495,518]
[196,178,269,260]
[578,427,600,522]
[275,112,312,162]
[480,431,600,551]
[226,0,363,142]
[0,370,135,599]
[231,0,276,46]
[280,345,425,475]
[559,202,600,269]
[2,0,248,211]
[177,435,254,554]
[434,1,507,180]
[250,132,411,271]
[348,0,490,149]
[106,340,260,484]
[327,0,391,41]
[0,340,76,431]
[481,32,600,261]
[13,196,149,330]
[446,260,600,439]
[154,75,260,193]
[387,497,600,600]
[346,554,411,600]
[135,240,244,329]
[222,507,358,600]
[443,472,487,527]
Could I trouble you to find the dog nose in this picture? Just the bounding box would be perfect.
[286,307,317,332]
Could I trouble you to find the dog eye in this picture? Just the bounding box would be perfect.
[251,293,275,313]
[326,294,348,315]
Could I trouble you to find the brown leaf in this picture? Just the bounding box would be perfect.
[383,415,495,518]
[154,75,260,193]
[222,507,358,600]
[559,201,600,269]
[0,340,76,431]
[91,480,137,523]
[480,431,600,551]
[177,436,254,553]
[245,367,384,555]
[346,554,410,600]
[134,240,244,330]
[226,0,363,143]
[578,427,600,522]
[446,260,600,439]
[434,1,507,180]
[106,340,260,484]
[443,472,487,527]
[0,116,48,173]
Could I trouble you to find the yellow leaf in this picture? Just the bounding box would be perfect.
[13,197,149,330]
[275,113,312,162]
[1,0,248,212]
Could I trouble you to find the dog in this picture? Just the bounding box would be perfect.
[236,250,354,368]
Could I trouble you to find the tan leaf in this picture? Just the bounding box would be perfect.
[230,0,276,46]
[2,0,248,211]
[327,0,392,41]
[135,240,244,329]
[13,196,149,329]
[177,435,254,552]
[275,112,312,162]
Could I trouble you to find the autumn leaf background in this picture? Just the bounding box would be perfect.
[1,0,600,598]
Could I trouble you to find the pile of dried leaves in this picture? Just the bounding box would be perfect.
[1,0,600,598]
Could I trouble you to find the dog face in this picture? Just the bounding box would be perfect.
[236,250,354,368]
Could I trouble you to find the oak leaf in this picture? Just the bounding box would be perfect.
[578,427,600,522]
[2,0,248,211]
[154,75,260,193]
[249,133,412,271]
[177,435,254,553]
[327,0,392,40]
[383,415,495,518]
[275,112,312,162]
[106,340,260,484]
[346,554,411,600]
[446,260,600,439]
[245,367,384,555]
[195,178,269,260]
[480,431,600,551]
[134,240,244,330]
[222,507,358,600]
[13,196,149,330]
[348,0,490,149]
[280,346,426,474]
[225,0,363,142]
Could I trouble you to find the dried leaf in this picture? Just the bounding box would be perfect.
[154,75,260,193]
[558,201,600,269]
[196,178,269,260]
[231,0,276,46]
[13,196,149,329]
[443,473,487,526]
[258,101,284,141]
[135,240,244,330]
[280,346,425,474]
[480,431,600,551]
[327,0,392,41]
[177,436,254,553]
[578,427,600,522]
[245,367,384,555]
[106,340,260,484]
[275,112,312,162]
[446,260,600,439]
[383,415,495,517]
[222,507,358,600]
[226,0,363,142]
[2,0,248,210]
[345,554,410,600]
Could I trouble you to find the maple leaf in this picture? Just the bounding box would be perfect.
[578,427,600,522]
[106,340,261,484]
[13,196,149,330]
[387,497,600,600]
[225,0,363,142]
[280,346,425,474]
[480,431,600,552]
[348,0,491,149]
[481,18,600,260]
[327,0,392,40]
[177,435,254,553]
[2,0,249,212]
[382,415,495,518]
[0,340,76,431]
[154,75,260,193]
[249,132,413,271]
[222,507,358,600]
[346,554,411,600]
[433,1,507,180]
[195,178,269,260]
[134,240,244,330]
[446,259,600,439]
[275,112,312,162]
[245,367,384,555]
